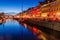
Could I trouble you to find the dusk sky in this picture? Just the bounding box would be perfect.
[0,0,44,13]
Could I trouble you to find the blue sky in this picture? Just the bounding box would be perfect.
[0,0,44,13]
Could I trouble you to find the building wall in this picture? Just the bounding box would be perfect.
[41,0,60,13]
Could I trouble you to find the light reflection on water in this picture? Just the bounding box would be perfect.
[0,19,37,40]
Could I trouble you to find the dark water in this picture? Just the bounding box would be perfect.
[0,19,37,40]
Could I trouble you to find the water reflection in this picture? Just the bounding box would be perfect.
[22,23,47,40]
[0,19,37,40]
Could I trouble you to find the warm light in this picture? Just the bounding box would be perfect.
[56,12,60,16]
[41,13,48,18]
[16,16,20,18]
[33,15,35,17]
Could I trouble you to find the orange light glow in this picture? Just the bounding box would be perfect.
[32,15,35,17]
[16,16,20,18]
[56,12,60,16]
[41,13,48,18]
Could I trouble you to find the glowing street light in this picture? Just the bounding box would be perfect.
[41,13,48,18]
[16,16,20,18]
[56,12,60,16]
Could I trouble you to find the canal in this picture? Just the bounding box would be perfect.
[0,19,37,40]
